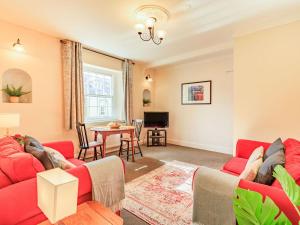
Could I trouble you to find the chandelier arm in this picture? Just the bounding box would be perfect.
[152,38,162,45]
[136,23,163,45]
[138,31,152,41]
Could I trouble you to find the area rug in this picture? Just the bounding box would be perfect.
[123,160,198,225]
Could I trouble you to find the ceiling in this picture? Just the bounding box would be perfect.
[0,0,300,67]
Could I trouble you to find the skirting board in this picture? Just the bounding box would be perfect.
[167,138,233,155]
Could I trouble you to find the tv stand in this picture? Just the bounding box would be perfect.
[147,128,167,147]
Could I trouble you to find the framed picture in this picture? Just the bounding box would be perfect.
[181,80,212,105]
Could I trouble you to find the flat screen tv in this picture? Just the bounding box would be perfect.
[144,112,169,128]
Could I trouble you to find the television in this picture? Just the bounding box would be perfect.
[144,112,169,128]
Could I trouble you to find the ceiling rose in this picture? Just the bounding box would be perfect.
[134,5,170,45]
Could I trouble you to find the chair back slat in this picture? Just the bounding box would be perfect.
[132,119,143,140]
[76,122,89,148]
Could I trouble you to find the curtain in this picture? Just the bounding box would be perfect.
[61,40,84,130]
[122,59,134,125]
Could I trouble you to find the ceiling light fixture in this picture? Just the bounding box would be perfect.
[13,38,24,52]
[135,5,169,45]
[145,74,153,82]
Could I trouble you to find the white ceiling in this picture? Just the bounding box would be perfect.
[0,0,300,67]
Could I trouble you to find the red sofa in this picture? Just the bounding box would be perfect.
[220,138,300,224]
[0,139,122,225]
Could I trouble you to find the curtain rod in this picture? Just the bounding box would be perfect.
[83,46,135,65]
[60,40,135,65]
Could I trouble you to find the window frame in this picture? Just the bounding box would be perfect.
[83,63,122,124]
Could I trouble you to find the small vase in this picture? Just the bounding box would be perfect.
[9,96,20,103]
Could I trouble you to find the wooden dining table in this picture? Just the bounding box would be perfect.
[90,126,136,161]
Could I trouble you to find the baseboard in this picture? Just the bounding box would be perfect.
[167,138,232,155]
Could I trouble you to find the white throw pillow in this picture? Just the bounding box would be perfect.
[43,146,76,170]
[239,158,263,181]
[246,146,264,167]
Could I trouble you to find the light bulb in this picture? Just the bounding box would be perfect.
[157,30,166,39]
[13,38,24,52]
[134,24,145,33]
[145,17,156,28]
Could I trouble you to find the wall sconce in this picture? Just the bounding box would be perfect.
[145,74,153,82]
[13,38,24,52]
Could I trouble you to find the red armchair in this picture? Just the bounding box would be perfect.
[220,139,300,225]
[0,140,123,225]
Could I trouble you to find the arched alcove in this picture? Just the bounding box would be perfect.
[2,68,32,103]
[143,89,151,106]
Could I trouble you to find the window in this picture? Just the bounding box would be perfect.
[83,64,124,123]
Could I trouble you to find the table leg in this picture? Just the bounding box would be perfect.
[94,131,98,141]
[102,134,107,158]
[130,130,135,162]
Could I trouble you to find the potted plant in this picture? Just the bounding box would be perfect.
[234,165,300,224]
[2,85,31,103]
[143,98,151,106]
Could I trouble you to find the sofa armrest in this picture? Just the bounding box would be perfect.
[236,139,271,159]
[66,159,126,197]
[239,180,299,224]
[67,165,92,197]
[43,141,74,159]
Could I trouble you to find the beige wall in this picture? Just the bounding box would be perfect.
[0,21,149,153]
[153,55,234,154]
[234,20,300,144]
[0,20,76,142]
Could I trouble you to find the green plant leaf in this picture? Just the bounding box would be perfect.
[234,188,291,225]
[1,84,30,97]
[273,165,300,207]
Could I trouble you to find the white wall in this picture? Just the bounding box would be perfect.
[153,55,234,154]
[234,20,300,144]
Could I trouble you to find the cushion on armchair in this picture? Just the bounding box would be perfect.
[272,138,300,188]
[263,138,285,161]
[255,150,285,185]
[222,157,248,175]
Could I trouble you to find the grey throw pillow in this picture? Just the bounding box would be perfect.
[254,150,285,185]
[263,138,285,161]
[24,135,44,149]
[25,145,56,170]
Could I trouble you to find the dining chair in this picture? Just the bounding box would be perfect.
[76,122,103,161]
[119,119,143,161]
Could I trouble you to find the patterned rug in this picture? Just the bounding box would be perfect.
[123,160,198,225]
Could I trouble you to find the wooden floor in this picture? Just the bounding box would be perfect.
[106,144,232,225]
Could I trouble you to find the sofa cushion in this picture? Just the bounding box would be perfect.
[255,150,285,185]
[246,146,264,167]
[263,138,285,161]
[0,152,45,183]
[284,138,300,158]
[236,139,270,159]
[222,157,248,175]
[68,158,85,166]
[272,138,300,188]
[44,146,76,170]
[25,145,55,170]
[24,135,44,149]
[0,136,23,156]
[0,169,12,189]
[239,158,263,181]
